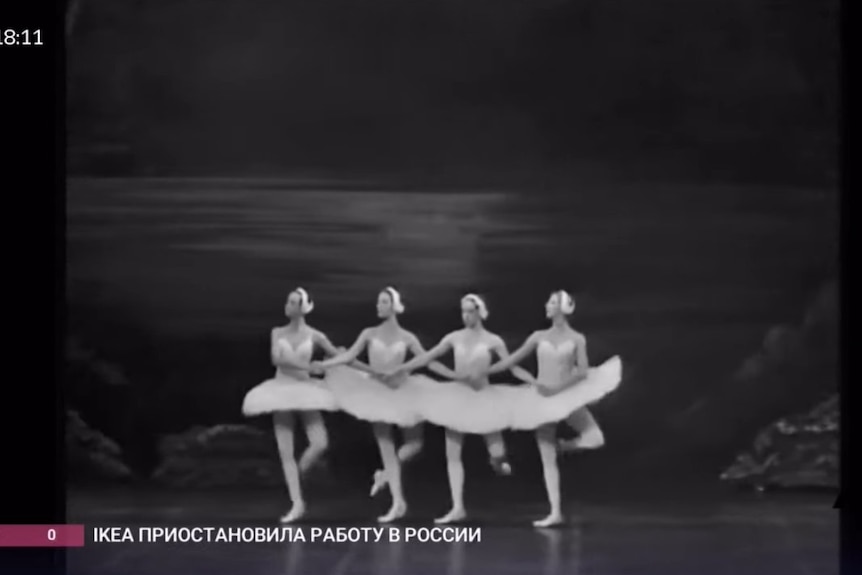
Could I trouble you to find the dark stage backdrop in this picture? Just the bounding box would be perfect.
[64,0,840,485]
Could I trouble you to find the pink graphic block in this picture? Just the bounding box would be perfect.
[0,525,85,547]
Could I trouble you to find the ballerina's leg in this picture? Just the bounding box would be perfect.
[436,429,467,524]
[298,411,329,474]
[273,412,306,523]
[534,424,564,527]
[397,423,424,463]
[483,432,512,475]
[371,423,424,498]
[372,422,407,523]
[560,408,605,451]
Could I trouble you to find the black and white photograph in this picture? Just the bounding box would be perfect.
[64,0,840,573]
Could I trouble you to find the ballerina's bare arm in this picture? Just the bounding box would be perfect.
[312,329,374,373]
[489,335,538,385]
[394,332,456,374]
[406,333,457,379]
[487,331,541,374]
[560,333,589,388]
[315,328,372,369]
[270,330,284,363]
[270,328,313,370]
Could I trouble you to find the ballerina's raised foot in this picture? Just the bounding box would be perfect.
[279,502,306,524]
[490,456,513,476]
[369,469,388,497]
[434,507,467,525]
[533,512,564,528]
[377,501,407,524]
[558,431,605,453]
[300,454,329,477]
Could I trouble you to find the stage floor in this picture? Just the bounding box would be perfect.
[67,486,838,575]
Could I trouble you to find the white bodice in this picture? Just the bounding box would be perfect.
[453,341,492,386]
[276,336,314,362]
[368,338,408,371]
[536,339,576,385]
[274,336,313,377]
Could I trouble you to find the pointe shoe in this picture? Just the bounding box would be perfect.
[490,458,513,476]
[559,431,605,453]
[300,455,330,477]
[280,503,306,524]
[434,508,467,525]
[377,501,407,524]
[370,469,388,497]
[533,512,564,528]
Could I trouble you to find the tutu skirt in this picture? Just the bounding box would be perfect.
[242,371,338,416]
[324,366,428,427]
[414,380,515,435]
[505,356,623,430]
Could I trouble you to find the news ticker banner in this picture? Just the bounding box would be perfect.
[0,525,483,547]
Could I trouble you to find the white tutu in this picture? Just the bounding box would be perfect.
[324,366,428,427]
[414,380,514,435]
[242,371,338,416]
[505,356,622,430]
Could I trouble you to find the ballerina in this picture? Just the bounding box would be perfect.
[312,287,457,523]
[241,287,348,524]
[385,293,538,524]
[483,290,622,527]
